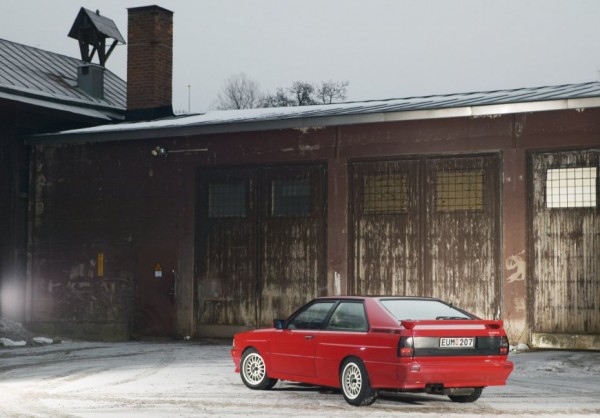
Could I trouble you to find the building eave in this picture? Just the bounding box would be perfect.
[0,90,124,122]
[27,96,600,146]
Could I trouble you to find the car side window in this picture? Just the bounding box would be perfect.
[325,302,368,332]
[287,302,335,330]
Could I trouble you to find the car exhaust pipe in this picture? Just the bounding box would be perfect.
[425,384,445,394]
[425,385,475,396]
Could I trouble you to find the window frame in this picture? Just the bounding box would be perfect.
[270,177,312,218]
[545,166,598,209]
[285,301,336,330]
[208,181,247,218]
[434,169,485,213]
[324,301,369,332]
[362,172,409,215]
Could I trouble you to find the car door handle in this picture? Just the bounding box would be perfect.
[304,335,314,340]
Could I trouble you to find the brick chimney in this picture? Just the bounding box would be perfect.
[126,5,173,121]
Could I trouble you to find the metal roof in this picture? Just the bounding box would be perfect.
[31,81,600,144]
[68,8,126,44]
[0,38,126,120]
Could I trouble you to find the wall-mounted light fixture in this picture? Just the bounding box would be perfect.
[151,146,208,157]
[151,146,168,157]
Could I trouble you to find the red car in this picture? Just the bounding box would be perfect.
[231,296,513,406]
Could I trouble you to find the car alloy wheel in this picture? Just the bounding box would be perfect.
[243,352,265,385]
[240,348,278,390]
[340,357,376,406]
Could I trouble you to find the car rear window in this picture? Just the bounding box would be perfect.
[379,299,473,321]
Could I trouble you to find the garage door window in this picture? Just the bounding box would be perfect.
[363,174,408,214]
[435,170,484,212]
[546,167,597,208]
[271,179,311,217]
[209,182,246,217]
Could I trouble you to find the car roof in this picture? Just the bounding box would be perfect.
[313,296,442,302]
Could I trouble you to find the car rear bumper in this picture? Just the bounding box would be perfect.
[397,358,513,389]
[368,357,513,390]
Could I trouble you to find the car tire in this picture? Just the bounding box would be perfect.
[340,357,377,406]
[448,387,483,403]
[240,348,278,390]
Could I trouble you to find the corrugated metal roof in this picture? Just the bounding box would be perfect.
[0,38,126,119]
[31,81,600,144]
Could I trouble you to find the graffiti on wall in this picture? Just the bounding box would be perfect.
[37,258,132,323]
[505,250,526,283]
[42,277,131,322]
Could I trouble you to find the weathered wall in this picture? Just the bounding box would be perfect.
[28,107,600,345]
[0,101,100,325]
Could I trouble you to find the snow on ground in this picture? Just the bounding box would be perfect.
[0,317,34,345]
[0,340,599,417]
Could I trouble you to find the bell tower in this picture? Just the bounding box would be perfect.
[68,7,125,66]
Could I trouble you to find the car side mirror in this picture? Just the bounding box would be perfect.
[273,319,285,330]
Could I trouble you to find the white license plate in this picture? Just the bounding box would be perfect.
[439,337,475,348]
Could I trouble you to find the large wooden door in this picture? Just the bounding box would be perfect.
[196,164,326,329]
[351,155,501,319]
[424,156,501,319]
[196,168,258,326]
[350,160,422,296]
[258,165,327,325]
[531,151,600,334]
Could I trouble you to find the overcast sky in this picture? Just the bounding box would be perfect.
[2,0,600,113]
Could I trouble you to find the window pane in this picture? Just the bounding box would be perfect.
[272,179,311,217]
[326,302,368,332]
[363,174,408,214]
[546,167,597,208]
[380,299,473,321]
[287,301,334,330]
[209,182,246,218]
[435,170,484,212]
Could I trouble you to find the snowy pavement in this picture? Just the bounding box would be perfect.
[0,340,599,417]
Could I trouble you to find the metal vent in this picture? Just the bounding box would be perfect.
[77,64,105,99]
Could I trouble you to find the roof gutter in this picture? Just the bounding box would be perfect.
[27,96,600,146]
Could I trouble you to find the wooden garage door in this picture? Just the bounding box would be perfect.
[351,155,501,319]
[531,151,600,334]
[196,165,326,328]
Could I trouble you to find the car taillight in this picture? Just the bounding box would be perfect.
[499,335,509,355]
[397,336,414,357]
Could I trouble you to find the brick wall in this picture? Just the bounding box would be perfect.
[127,6,173,116]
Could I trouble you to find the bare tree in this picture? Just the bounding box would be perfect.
[260,87,294,108]
[215,74,350,109]
[213,73,261,110]
[291,81,317,106]
[317,80,349,104]
[262,80,349,107]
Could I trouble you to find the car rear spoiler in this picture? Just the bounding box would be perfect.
[400,319,504,330]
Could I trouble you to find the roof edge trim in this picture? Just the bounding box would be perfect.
[27,96,600,146]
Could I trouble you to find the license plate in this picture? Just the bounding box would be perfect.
[439,337,475,348]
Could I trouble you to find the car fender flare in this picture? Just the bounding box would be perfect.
[241,341,271,366]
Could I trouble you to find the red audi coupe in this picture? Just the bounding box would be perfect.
[231,296,513,406]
